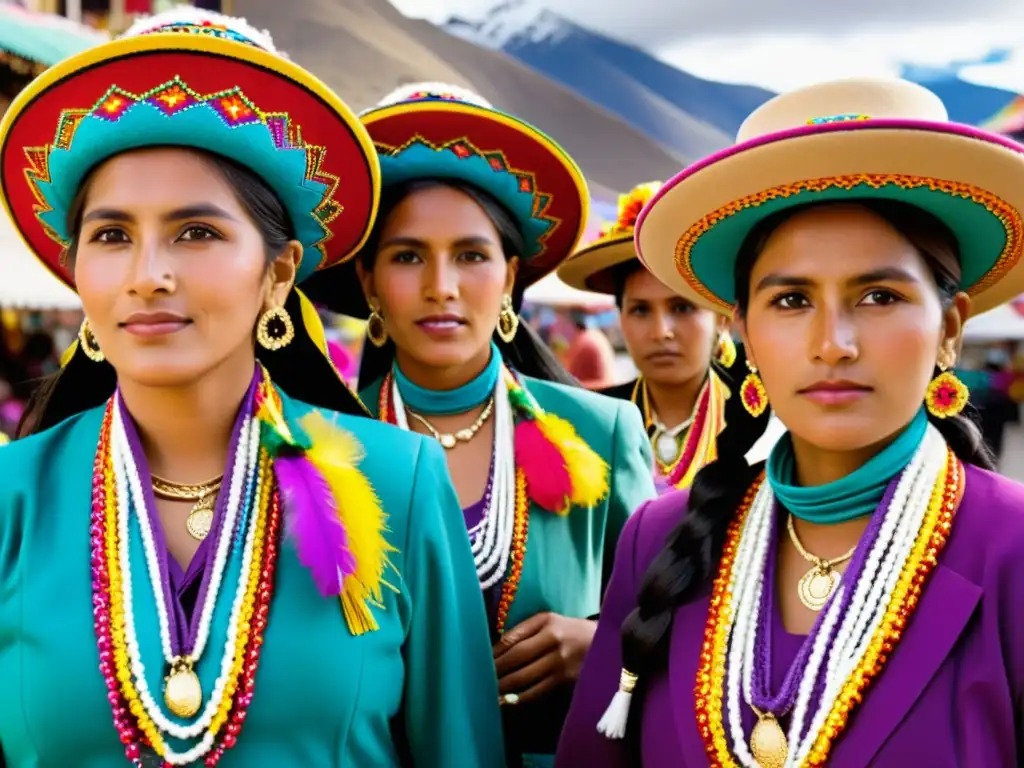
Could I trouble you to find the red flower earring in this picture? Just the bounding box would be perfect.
[925,364,969,419]
[740,361,768,418]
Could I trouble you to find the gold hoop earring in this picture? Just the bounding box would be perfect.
[78,318,105,362]
[496,294,519,343]
[256,306,295,351]
[366,301,388,348]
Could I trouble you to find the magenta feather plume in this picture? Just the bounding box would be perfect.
[275,454,357,597]
[514,419,571,513]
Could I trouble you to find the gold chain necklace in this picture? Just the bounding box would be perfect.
[786,515,857,611]
[406,397,495,449]
[151,474,223,542]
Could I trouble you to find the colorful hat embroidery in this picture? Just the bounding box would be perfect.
[0,7,379,288]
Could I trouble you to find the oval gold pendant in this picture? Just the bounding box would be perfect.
[186,497,215,541]
[797,566,840,611]
[439,433,457,449]
[750,712,789,768]
[164,664,203,718]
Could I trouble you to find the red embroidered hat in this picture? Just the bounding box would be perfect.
[301,82,589,318]
[0,7,380,289]
[635,78,1024,317]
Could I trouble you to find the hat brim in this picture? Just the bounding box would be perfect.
[363,100,588,290]
[635,119,1024,317]
[0,32,380,289]
[557,234,637,295]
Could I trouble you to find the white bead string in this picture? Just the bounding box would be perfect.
[718,425,949,767]
[390,372,516,588]
[785,428,941,760]
[110,400,263,761]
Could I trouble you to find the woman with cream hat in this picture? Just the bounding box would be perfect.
[559,181,769,494]
[557,77,1024,766]
[0,11,503,767]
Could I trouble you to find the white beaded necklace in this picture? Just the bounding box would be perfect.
[721,424,948,767]
[390,373,517,588]
[110,398,263,764]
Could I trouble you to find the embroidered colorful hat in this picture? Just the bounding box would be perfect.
[0,7,380,289]
[558,181,661,295]
[302,82,589,318]
[635,78,1024,317]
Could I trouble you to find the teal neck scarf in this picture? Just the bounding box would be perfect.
[392,341,501,415]
[766,408,929,524]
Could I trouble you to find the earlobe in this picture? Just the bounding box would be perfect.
[355,260,376,304]
[505,256,520,294]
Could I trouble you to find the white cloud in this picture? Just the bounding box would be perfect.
[389,0,1024,94]
[660,17,1024,91]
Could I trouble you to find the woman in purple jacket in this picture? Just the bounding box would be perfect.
[557,77,1024,767]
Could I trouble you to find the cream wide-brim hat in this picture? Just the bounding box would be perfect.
[634,78,1024,317]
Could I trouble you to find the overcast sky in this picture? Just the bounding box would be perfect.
[389,0,1024,92]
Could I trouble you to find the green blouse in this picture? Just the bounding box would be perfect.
[0,392,506,767]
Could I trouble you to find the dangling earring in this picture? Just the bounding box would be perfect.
[256,306,295,351]
[78,318,105,362]
[925,362,969,418]
[740,360,768,417]
[496,294,519,343]
[715,331,737,368]
[366,300,388,348]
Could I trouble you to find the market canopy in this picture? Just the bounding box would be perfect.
[0,212,80,309]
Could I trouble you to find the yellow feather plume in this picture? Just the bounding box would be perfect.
[299,412,397,636]
[535,411,610,509]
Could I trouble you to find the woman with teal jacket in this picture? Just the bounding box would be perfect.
[0,12,503,768]
[303,82,657,766]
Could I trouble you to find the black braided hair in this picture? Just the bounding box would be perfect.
[617,198,993,736]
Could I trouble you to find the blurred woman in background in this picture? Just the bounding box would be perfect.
[559,182,768,494]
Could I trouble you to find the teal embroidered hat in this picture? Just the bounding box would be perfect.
[0,7,381,289]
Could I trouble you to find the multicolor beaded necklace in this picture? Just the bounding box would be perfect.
[694,425,963,767]
[630,369,728,490]
[91,367,391,766]
[379,365,608,633]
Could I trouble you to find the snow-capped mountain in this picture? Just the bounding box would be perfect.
[445,0,569,48]
[444,0,773,157]
[442,0,1019,155]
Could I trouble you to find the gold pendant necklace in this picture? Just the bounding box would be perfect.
[407,397,495,450]
[164,655,203,718]
[151,474,223,542]
[786,515,856,611]
[750,706,788,768]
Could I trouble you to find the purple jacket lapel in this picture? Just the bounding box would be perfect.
[832,563,980,767]
[667,565,980,767]
[669,592,715,762]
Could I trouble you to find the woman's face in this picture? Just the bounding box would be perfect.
[359,184,517,375]
[73,148,299,388]
[739,204,968,454]
[619,267,724,387]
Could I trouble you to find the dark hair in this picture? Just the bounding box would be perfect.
[618,198,994,728]
[354,177,577,390]
[18,149,368,437]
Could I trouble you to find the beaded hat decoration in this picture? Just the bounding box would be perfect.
[0,7,380,288]
[635,77,1024,318]
[558,181,664,296]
